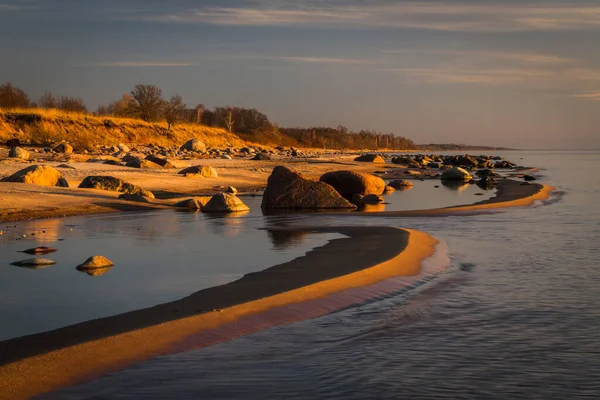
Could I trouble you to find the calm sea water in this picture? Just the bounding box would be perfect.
[12,150,600,399]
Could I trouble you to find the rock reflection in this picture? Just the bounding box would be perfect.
[76,266,113,276]
[441,180,470,191]
[204,211,250,238]
[266,229,308,250]
[360,203,386,213]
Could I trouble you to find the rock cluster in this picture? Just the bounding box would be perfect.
[78,176,154,198]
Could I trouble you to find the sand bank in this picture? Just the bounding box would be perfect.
[0,226,437,400]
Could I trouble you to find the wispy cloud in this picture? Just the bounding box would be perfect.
[571,92,600,101]
[76,62,195,68]
[145,2,600,32]
[272,56,369,65]
[380,49,578,66]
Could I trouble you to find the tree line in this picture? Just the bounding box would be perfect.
[0,81,416,149]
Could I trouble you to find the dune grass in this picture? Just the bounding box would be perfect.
[0,108,249,151]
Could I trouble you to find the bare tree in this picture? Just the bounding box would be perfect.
[164,94,186,129]
[129,84,164,122]
[105,93,135,117]
[57,96,87,113]
[225,108,234,132]
[0,82,31,109]
[39,91,57,108]
[194,103,205,124]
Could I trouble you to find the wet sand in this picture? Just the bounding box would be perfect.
[0,226,436,400]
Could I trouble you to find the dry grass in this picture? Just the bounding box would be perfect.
[0,108,249,151]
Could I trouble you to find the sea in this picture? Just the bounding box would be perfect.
[1,150,599,399]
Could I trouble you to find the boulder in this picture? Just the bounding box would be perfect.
[319,170,386,199]
[202,193,250,213]
[262,166,356,210]
[180,139,206,153]
[383,185,395,193]
[440,167,471,181]
[117,143,130,153]
[354,154,385,163]
[174,198,209,210]
[145,154,177,169]
[523,175,537,181]
[78,176,154,199]
[53,142,73,155]
[8,146,30,160]
[222,154,233,160]
[178,165,218,178]
[118,193,150,203]
[252,152,271,161]
[12,258,56,268]
[1,165,69,187]
[126,158,163,169]
[77,255,114,270]
[388,179,413,189]
[226,186,237,194]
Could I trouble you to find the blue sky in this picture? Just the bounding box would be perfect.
[1,0,600,148]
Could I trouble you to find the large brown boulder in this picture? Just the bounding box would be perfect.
[78,176,154,198]
[179,139,206,153]
[53,142,73,155]
[1,165,69,187]
[319,170,385,199]
[441,167,471,181]
[262,166,356,210]
[354,154,385,163]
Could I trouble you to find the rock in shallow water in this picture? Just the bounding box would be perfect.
[76,255,114,270]
[12,258,56,268]
[22,246,57,255]
[202,193,250,213]
[320,170,386,199]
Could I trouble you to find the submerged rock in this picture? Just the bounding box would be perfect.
[320,170,386,199]
[1,165,69,187]
[388,179,414,189]
[22,246,57,255]
[262,166,356,210]
[174,198,208,210]
[12,258,56,268]
[202,193,250,213]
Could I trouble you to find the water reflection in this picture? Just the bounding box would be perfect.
[441,180,470,191]
[266,229,308,250]
[76,266,113,276]
[204,212,250,238]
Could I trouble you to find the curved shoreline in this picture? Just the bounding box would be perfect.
[0,226,437,400]
[349,179,556,217]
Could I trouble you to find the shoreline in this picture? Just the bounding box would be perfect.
[0,226,437,400]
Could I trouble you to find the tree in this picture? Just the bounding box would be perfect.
[164,94,186,129]
[57,96,87,113]
[39,91,57,108]
[104,93,135,117]
[194,104,205,124]
[0,82,31,109]
[129,84,164,122]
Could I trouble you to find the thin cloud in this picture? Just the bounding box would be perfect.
[571,92,600,101]
[145,2,600,32]
[76,62,195,68]
[380,49,578,66]
[275,56,370,65]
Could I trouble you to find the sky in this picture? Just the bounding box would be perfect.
[1,0,600,148]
